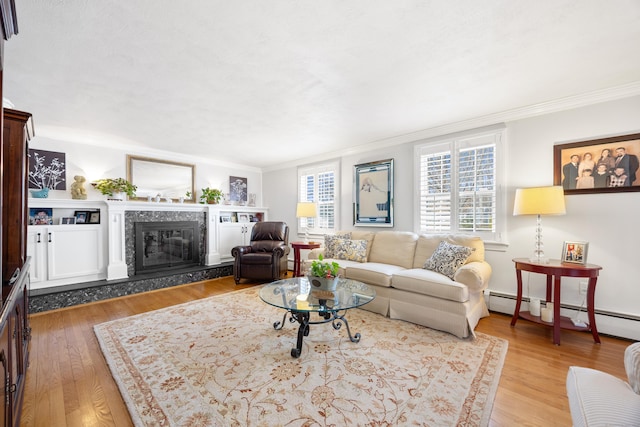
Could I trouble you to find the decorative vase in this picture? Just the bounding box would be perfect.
[307,275,339,291]
[30,188,49,198]
[110,191,126,201]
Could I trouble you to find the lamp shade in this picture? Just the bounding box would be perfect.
[513,186,566,216]
[296,202,317,218]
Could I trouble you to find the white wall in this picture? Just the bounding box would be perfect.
[28,137,264,204]
[264,95,640,339]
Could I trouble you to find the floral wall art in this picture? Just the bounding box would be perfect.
[229,176,247,203]
[28,149,67,190]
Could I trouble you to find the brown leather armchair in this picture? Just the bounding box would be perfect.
[231,221,290,284]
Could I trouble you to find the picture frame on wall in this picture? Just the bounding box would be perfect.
[553,132,640,194]
[561,241,589,265]
[354,158,394,227]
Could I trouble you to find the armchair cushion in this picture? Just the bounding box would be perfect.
[567,342,640,427]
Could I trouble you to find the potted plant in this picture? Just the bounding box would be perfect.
[308,254,340,291]
[200,187,223,204]
[93,178,137,200]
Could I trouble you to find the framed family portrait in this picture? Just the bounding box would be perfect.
[553,132,640,194]
[60,217,76,225]
[561,241,589,265]
[29,208,53,225]
[88,211,101,224]
[354,158,394,227]
[74,210,89,224]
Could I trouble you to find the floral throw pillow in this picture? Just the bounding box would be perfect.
[333,238,368,262]
[324,233,352,258]
[423,241,475,280]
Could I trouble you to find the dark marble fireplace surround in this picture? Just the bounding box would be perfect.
[30,210,233,313]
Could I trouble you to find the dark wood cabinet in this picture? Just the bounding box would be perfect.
[0,262,29,427]
[2,109,32,287]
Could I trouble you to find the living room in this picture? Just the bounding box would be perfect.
[2,1,640,426]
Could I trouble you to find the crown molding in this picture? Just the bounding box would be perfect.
[268,81,640,172]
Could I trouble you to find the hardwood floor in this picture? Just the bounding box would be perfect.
[21,275,631,426]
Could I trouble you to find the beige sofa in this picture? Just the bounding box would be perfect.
[305,230,492,338]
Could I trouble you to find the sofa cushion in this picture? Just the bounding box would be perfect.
[324,232,351,258]
[413,234,484,268]
[392,269,469,302]
[367,231,418,269]
[333,238,368,262]
[423,241,475,279]
[345,262,406,288]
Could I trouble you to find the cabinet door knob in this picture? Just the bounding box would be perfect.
[48,232,52,243]
[37,233,41,243]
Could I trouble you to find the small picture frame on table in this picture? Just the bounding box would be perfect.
[60,217,76,225]
[562,241,589,265]
[88,211,101,224]
[220,215,231,223]
[74,210,89,224]
[238,213,249,223]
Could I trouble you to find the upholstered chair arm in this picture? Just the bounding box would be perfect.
[231,245,253,258]
[453,261,492,292]
[272,246,286,258]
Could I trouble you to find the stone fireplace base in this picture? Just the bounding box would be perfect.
[29,263,233,313]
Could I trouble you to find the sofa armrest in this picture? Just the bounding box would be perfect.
[453,261,492,292]
[308,248,324,260]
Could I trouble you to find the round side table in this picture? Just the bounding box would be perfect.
[291,241,321,277]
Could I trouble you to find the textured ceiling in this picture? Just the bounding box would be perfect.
[4,1,640,169]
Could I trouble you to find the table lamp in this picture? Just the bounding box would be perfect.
[513,186,566,264]
[296,202,317,243]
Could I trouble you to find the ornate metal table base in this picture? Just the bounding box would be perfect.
[273,308,361,358]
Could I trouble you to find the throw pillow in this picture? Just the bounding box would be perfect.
[324,232,351,258]
[333,238,368,262]
[423,241,475,280]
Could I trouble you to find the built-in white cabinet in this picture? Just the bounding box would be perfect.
[218,223,255,261]
[216,207,267,262]
[27,225,106,289]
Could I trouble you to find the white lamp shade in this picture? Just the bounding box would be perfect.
[296,202,317,218]
[513,186,566,216]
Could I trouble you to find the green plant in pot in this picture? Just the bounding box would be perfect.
[200,187,223,204]
[308,254,340,291]
[93,178,137,199]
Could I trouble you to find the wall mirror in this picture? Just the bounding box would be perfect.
[127,155,195,202]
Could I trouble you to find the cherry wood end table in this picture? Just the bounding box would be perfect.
[510,258,602,345]
[291,241,321,277]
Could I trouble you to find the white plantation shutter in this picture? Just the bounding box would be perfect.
[298,160,340,234]
[417,128,503,241]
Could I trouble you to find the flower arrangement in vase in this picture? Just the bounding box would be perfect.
[308,254,340,291]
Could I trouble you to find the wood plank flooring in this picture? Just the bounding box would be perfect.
[20,275,632,426]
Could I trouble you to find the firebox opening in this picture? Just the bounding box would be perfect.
[135,221,200,274]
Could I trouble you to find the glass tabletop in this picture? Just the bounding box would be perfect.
[259,277,376,312]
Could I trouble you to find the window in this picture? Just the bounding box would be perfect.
[416,127,504,242]
[298,160,340,236]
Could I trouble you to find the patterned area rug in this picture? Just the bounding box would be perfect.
[94,287,507,426]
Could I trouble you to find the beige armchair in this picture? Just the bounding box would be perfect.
[566,341,640,426]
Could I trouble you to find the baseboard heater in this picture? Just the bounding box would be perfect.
[484,290,640,341]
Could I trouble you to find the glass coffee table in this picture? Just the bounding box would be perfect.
[259,277,376,358]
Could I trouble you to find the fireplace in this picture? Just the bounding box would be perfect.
[135,221,200,274]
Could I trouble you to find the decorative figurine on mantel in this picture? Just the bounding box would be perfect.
[70,175,87,200]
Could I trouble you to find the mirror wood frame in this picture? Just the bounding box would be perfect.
[127,155,196,202]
